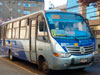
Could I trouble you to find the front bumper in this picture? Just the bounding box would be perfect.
[50,53,99,70]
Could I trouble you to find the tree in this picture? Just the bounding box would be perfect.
[79,0,98,6]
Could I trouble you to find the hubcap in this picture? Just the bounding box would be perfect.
[10,52,12,60]
[42,61,49,73]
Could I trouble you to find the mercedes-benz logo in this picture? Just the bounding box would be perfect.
[80,47,85,54]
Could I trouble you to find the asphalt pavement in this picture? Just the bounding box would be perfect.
[0,48,100,75]
[0,57,35,75]
[0,48,39,75]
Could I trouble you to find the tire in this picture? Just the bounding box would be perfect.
[9,50,14,61]
[42,60,50,74]
[79,68,85,70]
[76,68,85,71]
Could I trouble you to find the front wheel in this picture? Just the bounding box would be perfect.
[76,68,85,71]
[42,60,50,74]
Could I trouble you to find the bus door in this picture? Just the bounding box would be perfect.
[36,15,49,58]
[30,18,37,62]
[2,26,6,46]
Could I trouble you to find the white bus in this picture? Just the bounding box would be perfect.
[0,10,99,74]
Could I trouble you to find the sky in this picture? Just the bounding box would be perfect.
[45,0,67,10]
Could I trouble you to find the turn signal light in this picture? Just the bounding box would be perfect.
[54,53,59,57]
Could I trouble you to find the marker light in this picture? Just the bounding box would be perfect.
[54,53,59,57]
[54,53,71,58]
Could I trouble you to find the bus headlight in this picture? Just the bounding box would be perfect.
[56,43,65,52]
[55,43,71,58]
[54,53,71,58]
[93,51,99,55]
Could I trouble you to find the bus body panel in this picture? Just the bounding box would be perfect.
[36,40,54,68]
[4,39,30,61]
[46,36,99,70]
[49,53,94,70]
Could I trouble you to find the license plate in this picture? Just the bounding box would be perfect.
[80,59,88,63]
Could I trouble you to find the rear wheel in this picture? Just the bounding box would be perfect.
[9,50,14,61]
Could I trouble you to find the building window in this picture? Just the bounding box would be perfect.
[18,2,21,6]
[66,0,97,20]
[24,3,30,7]
[86,4,97,20]
[0,2,2,6]
[32,11,35,13]
[0,8,2,12]
[39,4,42,7]
[24,11,30,15]
[33,4,36,7]
[18,9,21,14]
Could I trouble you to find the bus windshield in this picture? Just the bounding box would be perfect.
[46,12,93,39]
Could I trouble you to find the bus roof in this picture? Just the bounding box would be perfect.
[45,9,81,15]
[2,10,43,26]
[1,10,81,26]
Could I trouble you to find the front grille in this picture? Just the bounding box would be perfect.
[67,45,94,55]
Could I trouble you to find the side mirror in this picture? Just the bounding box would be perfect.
[39,21,45,31]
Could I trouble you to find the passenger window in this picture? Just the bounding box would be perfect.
[6,23,12,39]
[31,19,36,37]
[37,15,48,41]
[20,19,29,39]
[20,27,26,39]
[12,21,19,39]
[26,26,29,39]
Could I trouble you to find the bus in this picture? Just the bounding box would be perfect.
[0,10,99,74]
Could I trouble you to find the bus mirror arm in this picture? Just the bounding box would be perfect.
[85,18,89,25]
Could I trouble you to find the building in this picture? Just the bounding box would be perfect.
[67,0,100,26]
[67,0,99,20]
[0,0,44,21]
[53,4,67,11]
